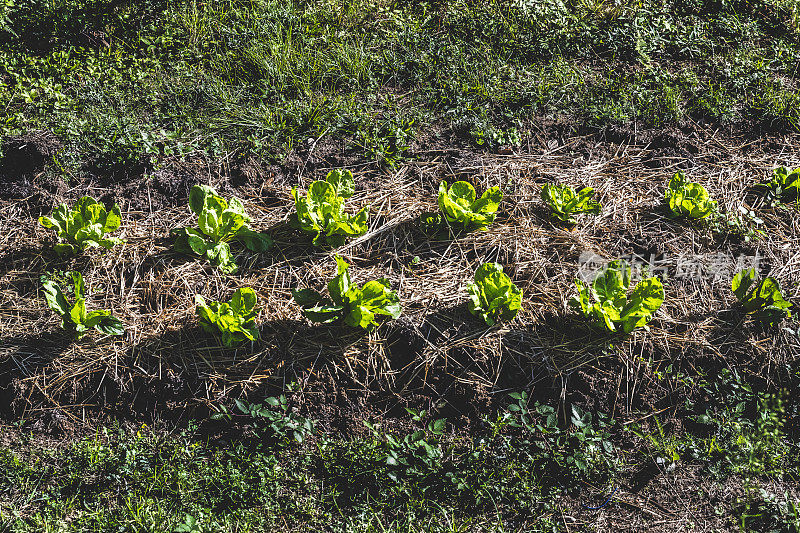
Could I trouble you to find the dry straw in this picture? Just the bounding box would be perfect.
[1,132,799,425]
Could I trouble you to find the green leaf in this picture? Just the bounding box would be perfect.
[620,277,664,333]
[438,181,502,231]
[304,304,345,323]
[328,255,352,305]
[467,263,521,325]
[326,169,355,199]
[573,261,663,333]
[293,172,368,246]
[95,316,125,335]
[40,197,124,253]
[38,216,57,229]
[345,304,376,329]
[195,289,260,346]
[189,185,214,216]
[593,261,629,303]
[70,298,87,326]
[359,279,402,318]
[665,172,717,219]
[297,260,400,329]
[732,268,756,302]
[541,184,601,223]
[292,288,324,307]
[84,309,110,329]
[235,227,273,252]
[42,280,69,316]
[231,287,257,315]
[732,269,792,325]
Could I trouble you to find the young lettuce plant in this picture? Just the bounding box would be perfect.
[195,287,260,346]
[39,196,124,255]
[570,260,664,333]
[437,181,502,231]
[171,185,272,274]
[292,256,401,331]
[541,184,601,224]
[664,172,718,219]
[755,166,800,206]
[291,169,369,247]
[467,263,522,325]
[731,269,792,326]
[42,271,124,337]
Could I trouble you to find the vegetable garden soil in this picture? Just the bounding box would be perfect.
[1,122,799,529]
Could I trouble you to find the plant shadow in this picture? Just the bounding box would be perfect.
[0,331,77,417]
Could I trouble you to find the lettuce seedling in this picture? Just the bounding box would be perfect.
[570,260,664,333]
[196,287,260,346]
[731,269,792,326]
[755,166,800,206]
[42,271,124,337]
[39,196,124,255]
[664,172,718,219]
[171,185,273,274]
[291,169,369,247]
[541,184,601,224]
[437,181,502,231]
[292,256,401,330]
[467,262,522,325]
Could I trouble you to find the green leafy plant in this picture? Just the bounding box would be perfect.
[195,287,260,346]
[570,260,664,333]
[541,183,601,224]
[755,166,800,206]
[731,269,792,326]
[290,169,369,247]
[38,196,124,255]
[471,125,521,152]
[664,171,718,219]
[437,181,502,231]
[467,263,522,325]
[292,255,401,330]
[417,210,445,238]
[212,391,315,445]
[714,205,765,242]
[355,117,414,167]
[506,391,616,482]
[363,411,447,483]
[171,185,273,274]
[42,271,124,337]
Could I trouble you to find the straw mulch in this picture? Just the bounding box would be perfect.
[1,131,799,428]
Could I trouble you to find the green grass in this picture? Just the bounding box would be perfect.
[2,372,800,531]
[1,0,799,173]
